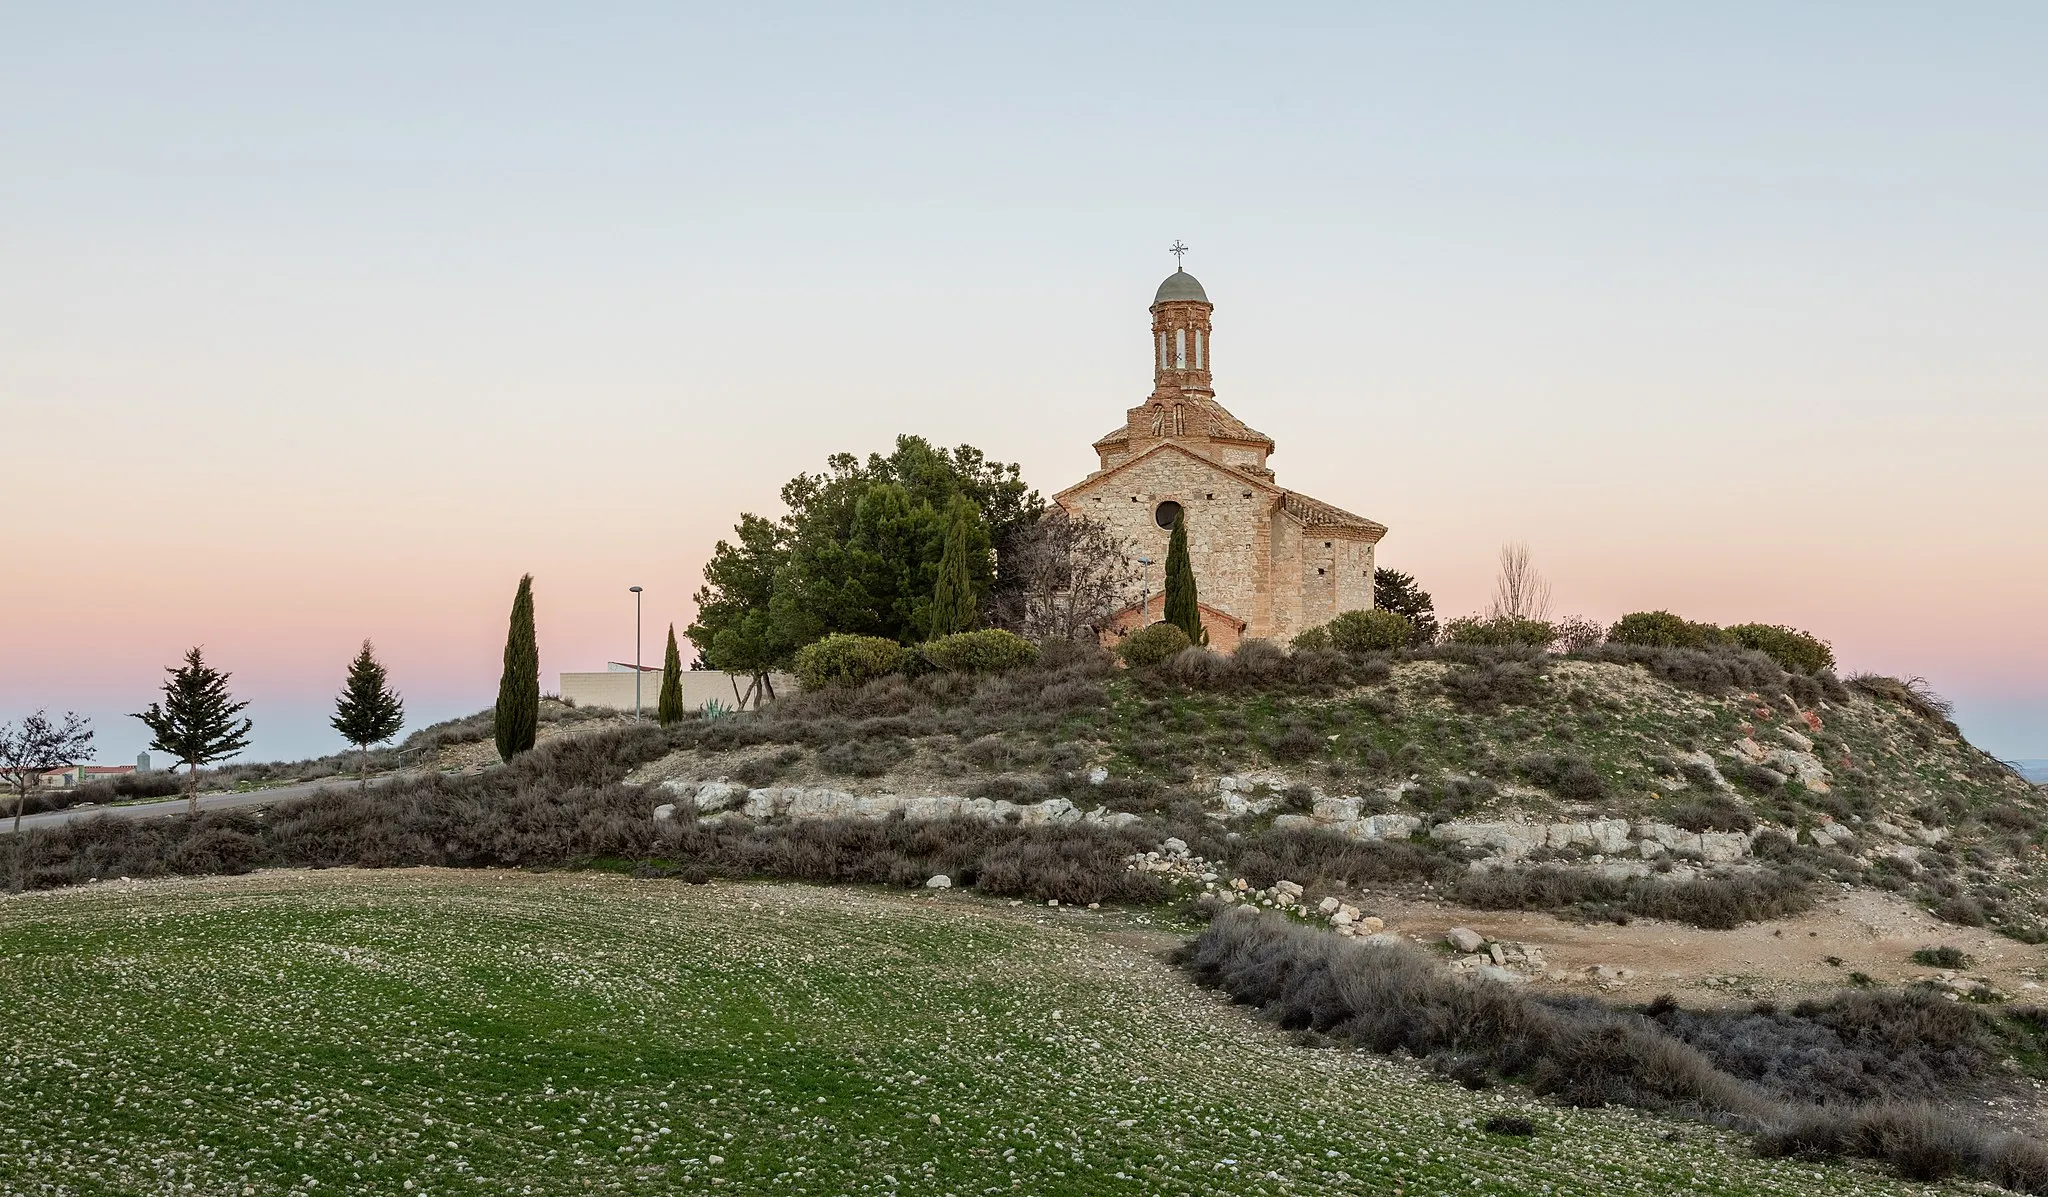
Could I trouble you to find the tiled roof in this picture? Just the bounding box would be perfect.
[1280,491,1388,535]
[1093,395,1273,448]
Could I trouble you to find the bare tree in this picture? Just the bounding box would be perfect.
[0,711,95,840]
[989,509,1143,644]
[1488,541,1553,622]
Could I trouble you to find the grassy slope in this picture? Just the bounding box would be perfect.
[0,870,1933,1196]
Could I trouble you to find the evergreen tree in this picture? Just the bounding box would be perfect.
[131,647,254,814]
[494,574,539,762]
[1163,510,1206,646]
[927,499,979,638]
[331,639,405,781]
[1372,568,1440,646]
[657,625,686,726]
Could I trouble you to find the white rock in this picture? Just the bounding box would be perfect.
[1163,837,1189,857]
[1317,896,1341,915]
[1274,880,1304,899]
[1446,927,1485,954]
[741,787,789,820]
[925,874,952,889]
[657,779,699,798]
[652,803,677,822]
[1352,813,1422,842]
[1474,964,1529,985]
[1019,798,1080,826]
[1271,814,1317,833]
[1312,796,1363,823]
[1589,819,1632,854]
[1087,766,1109,785]
[1677,751,1733,792]
[1699,832,1749,864]
[1100,812,1141,829]
[1766,748,1832,792]
[693,780,748,812]
[1358,916,1385,933]
[786,788,859,820]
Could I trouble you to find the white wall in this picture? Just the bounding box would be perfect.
[557,671,796,713]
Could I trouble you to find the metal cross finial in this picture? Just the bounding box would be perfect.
[1169,240,1189,269]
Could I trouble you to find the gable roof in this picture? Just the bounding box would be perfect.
[1055,440,1286,504]
[1280,491,1388,538]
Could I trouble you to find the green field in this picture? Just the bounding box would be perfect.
[0,870,1938,1196]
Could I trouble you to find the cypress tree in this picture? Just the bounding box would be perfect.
[928,500,978,638]
[1163,510,1206,646]
[331,639,405,781]
[494,574,539,762]
[131,647,255,814]
[657,624,686,726]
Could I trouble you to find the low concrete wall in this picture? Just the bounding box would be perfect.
[557,671,795,713]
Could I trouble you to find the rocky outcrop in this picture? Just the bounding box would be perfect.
[656,780,1142,830]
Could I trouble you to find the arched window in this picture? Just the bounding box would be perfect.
[1154,500,1184,529]
[1174,328,1186,368]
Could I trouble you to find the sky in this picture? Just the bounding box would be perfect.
[3,3,2045,765]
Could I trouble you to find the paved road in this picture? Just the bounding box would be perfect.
[2,774,412,835]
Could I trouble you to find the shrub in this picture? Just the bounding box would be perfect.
[1518,752,1606,801]
[1913,945,1972,969]
[1442,661,1546,711]
[1724,624,1835,673]
[1118,622,1191,668]
[1323,609,1412,654]
[1289,625,1331,653]
[1607,611,1722,650]
[1549,616,1605,653]
[1182,910,2048,1192]
[923,629,1039,674]
[792,634,910,690]
[1443,616,1556,648]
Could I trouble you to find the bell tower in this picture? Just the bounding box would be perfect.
[1150,242,1213,401]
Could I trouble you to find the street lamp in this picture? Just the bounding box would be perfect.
[1135,557,1155,626]
[629,586,644,719]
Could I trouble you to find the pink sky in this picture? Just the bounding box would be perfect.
[3,6,2044,761]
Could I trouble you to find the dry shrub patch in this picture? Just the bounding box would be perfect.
[1184,908,2048,1193]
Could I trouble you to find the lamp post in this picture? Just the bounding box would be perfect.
[629,586,644,719]
[1136,557,1155,627]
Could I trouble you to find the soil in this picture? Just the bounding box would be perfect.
[1362,884,2048,1003]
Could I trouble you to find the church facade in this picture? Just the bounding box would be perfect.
[1054,268,1388,650]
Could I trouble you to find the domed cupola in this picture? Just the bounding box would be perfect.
[1153,269,1210,304]
[1149,246,1214,398]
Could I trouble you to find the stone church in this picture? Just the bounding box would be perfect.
[1055,267,1387,650]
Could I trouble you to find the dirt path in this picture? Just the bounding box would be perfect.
[1362,885,2048,1003]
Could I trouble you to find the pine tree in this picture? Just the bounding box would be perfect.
[1163,510,1206,646]
[131,647,254,814]
[657,625,686,727]
[494,574,539,762]
[331,639,405,781]
[928,500,978,638]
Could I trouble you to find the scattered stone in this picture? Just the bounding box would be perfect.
[1087,767,1108,785]
[1447,927,1485,954]
[652,803,676,822]
[925,874,952,889]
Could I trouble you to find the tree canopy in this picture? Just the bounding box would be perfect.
[689,436,1039,670]
[332,639,405,778]
[132,647,253,812]
[1372,568,1440,646]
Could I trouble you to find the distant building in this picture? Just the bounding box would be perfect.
[558,667,795,713]
[40,764,136,789]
